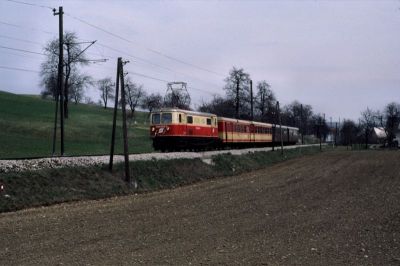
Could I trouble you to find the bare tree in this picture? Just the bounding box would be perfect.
[223,67,251,119]
[198,95,235,117]
[84,96,95,105]
[383,102,400,146]
[360,107,378,149]
[281,101,314,139]
[340,119,359,147]
[141,93,163,114]
[125,77,147,116]
[97,77,114,109]
[40,31,90,118]
[255,81,275,122]
[40,70,58,99]
[69,72,93,104]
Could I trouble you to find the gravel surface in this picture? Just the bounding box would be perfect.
[0,150,399,265]
[0,144,318,173]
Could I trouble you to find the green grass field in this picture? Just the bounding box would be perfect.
[0,91,153,159]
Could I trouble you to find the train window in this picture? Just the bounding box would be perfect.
[187,116,193,124]
[152,113,160,124]
[207,118,212,125]
[179,114,182,123]
[161,113,172,124]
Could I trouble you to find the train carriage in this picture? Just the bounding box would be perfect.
[150,108,299,151]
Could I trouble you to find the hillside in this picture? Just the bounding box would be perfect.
[0,91,153,159]
[0,150,399,265]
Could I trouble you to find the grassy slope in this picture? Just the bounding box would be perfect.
[0,91,153,158]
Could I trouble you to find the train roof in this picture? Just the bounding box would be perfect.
[151,108,299,130]
[151,108,216,117]
[218,117,299,130]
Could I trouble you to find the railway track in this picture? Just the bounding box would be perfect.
[0,144,320,173]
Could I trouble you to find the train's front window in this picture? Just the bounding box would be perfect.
[161,113,172,124]
[152,113,160,124]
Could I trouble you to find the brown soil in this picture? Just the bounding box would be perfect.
[0,150,399,265]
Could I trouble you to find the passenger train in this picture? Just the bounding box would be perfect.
[150,108,299,151]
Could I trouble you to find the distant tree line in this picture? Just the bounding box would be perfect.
[199,66,330,142]
[340,103,400,148]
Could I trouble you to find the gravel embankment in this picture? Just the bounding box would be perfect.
[0,144,318,173]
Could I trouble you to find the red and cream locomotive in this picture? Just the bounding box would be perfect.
[150,108,299,151]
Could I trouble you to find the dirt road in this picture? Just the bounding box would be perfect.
[0,150,399,265]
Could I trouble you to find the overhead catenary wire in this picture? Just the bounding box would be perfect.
[0,34,43,46]
[125,68,219,96]
[96,42,222,92]
[0,16,223,100]
[0,19,223,95]
[5,0,53,10]
[64,13,225,77]
[0,44,46,56]
[0,65,40,73]
[0,20,54,35]
[0,19,223,90]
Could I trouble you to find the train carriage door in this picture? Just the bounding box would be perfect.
[224,122,228,142]
[250,124,255,142]
[179,113,186,135]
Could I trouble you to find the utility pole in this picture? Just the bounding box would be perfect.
[109,58,121,171]
[235,79,239,119]
[250,80,253,121]
[53,6,64,155]
[272,102,277,151]
[109,58,135,188]
[119,59,131,186]
[277,101,283,155]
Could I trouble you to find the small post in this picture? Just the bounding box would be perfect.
[250,80,253,121]
[272,103,277,151]
[235,79,239,119]
[300,104,304,145]
[319,116,322,151]
[277,101,283,155]
[109,58,121,171]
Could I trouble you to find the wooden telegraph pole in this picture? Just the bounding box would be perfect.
[119,60,131,185]
[109,58,121,171]
[53,6,64,156]
[109,58,135,187]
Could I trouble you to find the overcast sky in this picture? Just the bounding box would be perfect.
[0,0,399,120]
